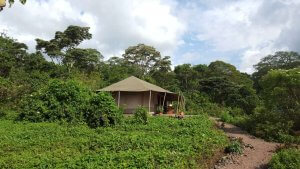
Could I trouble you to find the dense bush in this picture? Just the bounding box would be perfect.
[84,92,123,128]
[249,109,293,142]
[18,79,123,128]
[0,77,14,104]
[199,77,259,114]
[0,115,228,168]
[184,91,211,114]
[269,148,300,169]
[134,106,148,124]
[18,79,91,123]
[260,68,300,130]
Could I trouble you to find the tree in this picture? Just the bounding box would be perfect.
[208,61,253,88]
[64,48,103,72]
[36,25,92,64]
[122,44,166,77]
[150,56,179,91]
[199,77,258,114]
[193,64,209,78]
[0,35,28,77]
[260,68,300,130]
[100,57,142,85]
[253,51,300,91]
[174,64,199,92]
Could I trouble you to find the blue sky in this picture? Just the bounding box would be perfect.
[1,0,300,73]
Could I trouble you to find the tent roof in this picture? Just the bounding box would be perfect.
[98,76,174,93]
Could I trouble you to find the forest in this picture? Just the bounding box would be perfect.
[0,25,299,168]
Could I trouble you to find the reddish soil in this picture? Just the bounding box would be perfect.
[212,118,279,169]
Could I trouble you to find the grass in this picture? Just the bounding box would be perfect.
[0,115,228,169]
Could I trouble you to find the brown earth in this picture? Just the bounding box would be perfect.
[211,118,279,169]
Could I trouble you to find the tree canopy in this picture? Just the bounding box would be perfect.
[253,51,300,91]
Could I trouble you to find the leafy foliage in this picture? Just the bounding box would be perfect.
[0,35,28,77]
[36,25,94,72]
[269,148,300,169]
[134,106,148,124]
[84,92,123,128]
[225,141,243,154]
[0,115,228,169]
[199,77,259,114]
[260,68,300,130]
[253,51,300,91]
[64,48,103,73]
[18,80,91,123]
[122,44,166,77]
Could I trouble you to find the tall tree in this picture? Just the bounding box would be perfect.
[36,25,92,64]
[260,68,300,130]
[199,77,258,114]
[122,44,165,77]
[64,48,103,72]
[174,64,199,92]
[253,51,300,91]
[0,34,28,77]
[208,61,253,88]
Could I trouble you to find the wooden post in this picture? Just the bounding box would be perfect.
[177,92,180,114]
[118,91,120,107]
[162,92,166,112]
[149,90,152,113]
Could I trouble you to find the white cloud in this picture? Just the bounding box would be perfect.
[0,0,185,57]
[180,0,300,73]
[1,0,300,73]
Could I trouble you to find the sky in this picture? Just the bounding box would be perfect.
[0,0,300,73]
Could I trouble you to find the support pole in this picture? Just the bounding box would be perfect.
[177,92,180,114]
[118,91,120,107]
[162,92,166,112]
[149,90,152,113]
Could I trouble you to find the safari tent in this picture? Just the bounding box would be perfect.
[97,76,179,114]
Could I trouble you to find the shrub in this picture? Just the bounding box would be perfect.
[185,91,211,114]
[202,103,226,116]
[269,148,300,169]
[247,106,294,142]
[225,141,243,154]
[0,77,12,104]
[134,106,148,124]
[84,92,123,128]
[260,68,300,130]
[220,110,234,123]
[18,79,91,123]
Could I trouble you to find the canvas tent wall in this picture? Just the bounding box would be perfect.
[97,76,178,114]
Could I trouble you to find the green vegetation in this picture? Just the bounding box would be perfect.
[134,106,149,124]
[0,115,228,169]
[219,67,300,143]
[18,80,91,123]
[269,148,300,169]
[84,92,123,128]
[224,141,243,154]
[18,79,123,128]
[0,24,299,167]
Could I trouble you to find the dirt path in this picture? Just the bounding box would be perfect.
[211,118,279,169]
